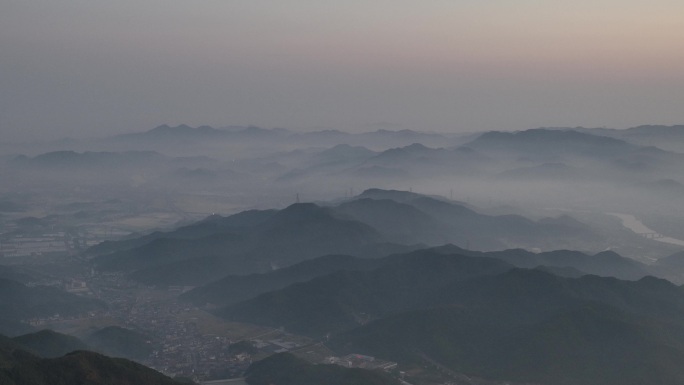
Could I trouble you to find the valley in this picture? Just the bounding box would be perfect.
[3,125,684,384]
[5,2,684,383]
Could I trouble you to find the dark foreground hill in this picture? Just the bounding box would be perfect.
[0,335,187,385]
[245,353,400,385]
[12,330,89,359]
[218,250,514,336]
[332,301,684,385]
[216,246,656,335]
[331,270,684,385]
[85,326,155,361]
[181,254,386,307]
[215,247,684,385]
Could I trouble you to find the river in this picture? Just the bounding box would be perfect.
[608,213,684,247]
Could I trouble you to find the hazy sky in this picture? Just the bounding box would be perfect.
[2,0,683,141]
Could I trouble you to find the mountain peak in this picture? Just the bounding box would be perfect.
[272,203,333,223]
[357,188,422,199]
[147,124,220,135]
[473,128,629,147]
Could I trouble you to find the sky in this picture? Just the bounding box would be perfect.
[2,0,684,142]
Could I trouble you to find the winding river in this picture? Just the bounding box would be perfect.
[608,213,684,247]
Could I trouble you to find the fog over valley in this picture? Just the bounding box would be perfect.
[2,123,684,384]
[4,1,684,384]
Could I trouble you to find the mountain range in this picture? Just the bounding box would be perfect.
[92,202,414,285]
[9,126,684,219]
[0,339,185,385]
[90,189,610,286]
[210,247,684,385]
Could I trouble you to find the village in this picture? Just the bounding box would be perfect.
[24,268,399,383]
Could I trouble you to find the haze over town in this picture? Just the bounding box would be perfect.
[3,2,684,385]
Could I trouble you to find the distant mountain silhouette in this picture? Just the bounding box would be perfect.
[310,144,376,166]
[467,129,636,159]
[112,124,291,144]
[147,124,222,136]
[353,188,448,204]
[294,128,455,148]
[613,125,684,151]
[354,143,491,178]
[13,330,90,358]
[463,128,684,181]
[275,144,379,182]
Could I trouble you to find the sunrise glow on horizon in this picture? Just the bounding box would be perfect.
[2,0,683,140]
